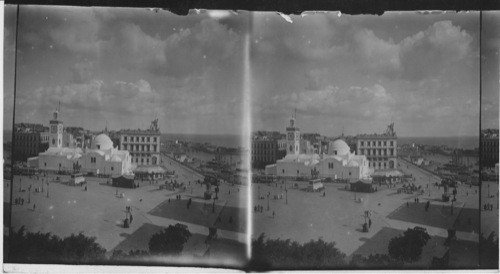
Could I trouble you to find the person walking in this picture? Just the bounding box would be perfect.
[33,203,36,211]
[369,218,372,228]
[272,211,275,218]
[129,214,133,224]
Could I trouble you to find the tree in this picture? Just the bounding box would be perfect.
[5,226,106,263]
[479,232,499,269]
[148,223,192,255]
[349,254,403,268]
[388,226,431,263]
[249,233,347,269]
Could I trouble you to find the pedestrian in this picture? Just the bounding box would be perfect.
[129,214,133,224]
[407,202,409,207]
[168,198,170,204]
[272,211,275,218]
[369,218,372,228]
[85,186,87,191]
[33,203,36,211]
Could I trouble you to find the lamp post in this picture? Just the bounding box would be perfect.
[267,193,270,211]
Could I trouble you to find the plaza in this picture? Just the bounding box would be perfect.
[6,153,248,265]
[481,180,499,238]
[253,157,479,266]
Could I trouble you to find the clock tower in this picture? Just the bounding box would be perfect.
[49,107,63,148]
[286,115,300,155]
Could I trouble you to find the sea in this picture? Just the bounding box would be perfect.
[162,134,244,149]
[3,129,478,150]
[398,136,479,150]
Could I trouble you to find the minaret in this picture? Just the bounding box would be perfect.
[49,102,63,148]
[286,110,300,155]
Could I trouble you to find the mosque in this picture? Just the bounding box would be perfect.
[27,108,134,176]
[265,116,372,181]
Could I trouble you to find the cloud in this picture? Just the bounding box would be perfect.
[114,23,167,70]
[263,84,395,120]
[15,79,164,127]
[398,21,473,81]
[71,61,94,84]
[350,28,400,77]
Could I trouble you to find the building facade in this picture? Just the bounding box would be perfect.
[266,139,371,180]
[481,129,499,168]
[251,138,281,169]
[13,132,49,162]
[286,116,300,155]
[29,108,134,176]
[119,119,161,166]
[356,123,398,170]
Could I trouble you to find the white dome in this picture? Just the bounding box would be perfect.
[331,139,350,156]
[91,134,114,150]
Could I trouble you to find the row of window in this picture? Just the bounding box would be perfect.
[252,150,277,155]
[361,148,395,156]
[252,142,277,149]
[15,135,40,142]
[132,157,157,164]
[359,140,395,147]
[251,156,275,163]
[123,135,158,143]
[369,161,395,169]
[123,144,158,152]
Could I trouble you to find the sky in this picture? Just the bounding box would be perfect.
[3,6,250,134]
[481,11,500,130]
[3,8,495,138]
[251,12,482,138]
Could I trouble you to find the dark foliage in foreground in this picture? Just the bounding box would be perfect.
[250,233,347,269]
[349,254,404,268]
[110,249,150,261]
[148,223,192,255]
[479,232,499,269]
[5,226,107,263]
[388,226,431,263]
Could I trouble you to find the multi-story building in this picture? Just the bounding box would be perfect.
[251,138,284,169]
[13,132,49,162]
[356,123,398,170]
[119,119,161,166]
[481,129,499,168]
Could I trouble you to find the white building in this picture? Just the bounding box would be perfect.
[28,109,134,176]
[119,118,161,166]
[265,116,371,180]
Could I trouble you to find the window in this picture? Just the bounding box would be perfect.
[282,169,285,174]
[124,136,127,142]
[111,166,114,171]
[147,137,150,142]
[361,141,364,146]
[349,172,351,176]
